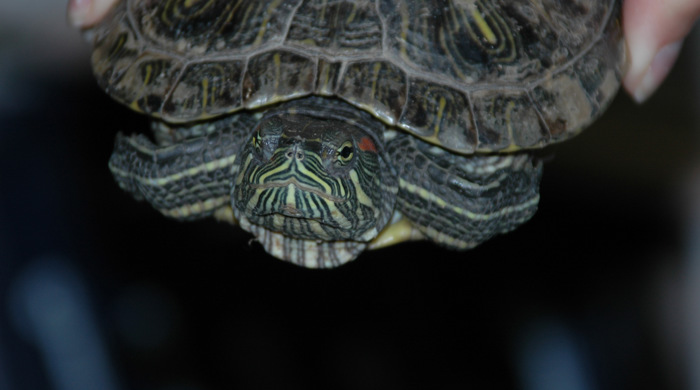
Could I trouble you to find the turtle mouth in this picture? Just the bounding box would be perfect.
[252,206,342,229]
[274,210,343,230]
[280,204,304,217]
[247,178,350,232]
[272,206,342,229]
[250,177,346,203]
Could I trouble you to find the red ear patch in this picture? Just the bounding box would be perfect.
[358,136,377,153]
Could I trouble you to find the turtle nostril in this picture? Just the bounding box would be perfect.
[285,148,304,160]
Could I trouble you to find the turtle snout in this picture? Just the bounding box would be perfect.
[284,145,305,161]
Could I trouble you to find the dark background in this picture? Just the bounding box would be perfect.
[1,2,699,389]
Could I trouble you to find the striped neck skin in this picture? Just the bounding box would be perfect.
[232,113,391,243]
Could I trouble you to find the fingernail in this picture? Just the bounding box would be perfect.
[67,0,93,27]
[632,41,683,103]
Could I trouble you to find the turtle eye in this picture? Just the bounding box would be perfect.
[252,130,262,151]
[337,141,354,163]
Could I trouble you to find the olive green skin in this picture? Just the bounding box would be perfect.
[92,0,624,267]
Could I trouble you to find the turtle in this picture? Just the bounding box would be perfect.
[86,0,624,268]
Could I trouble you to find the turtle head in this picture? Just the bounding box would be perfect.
[232,112,397,243]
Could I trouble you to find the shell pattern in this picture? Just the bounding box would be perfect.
[90,0,624,154]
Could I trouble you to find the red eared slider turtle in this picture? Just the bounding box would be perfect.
[87,0,624,268]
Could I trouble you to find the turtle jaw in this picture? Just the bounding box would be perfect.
[234,166,376,242]
[246,179,354,237]
[250,178,349,225]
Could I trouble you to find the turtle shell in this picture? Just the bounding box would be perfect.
[89,0,624,154]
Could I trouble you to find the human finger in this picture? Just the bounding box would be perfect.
[623,0,700,102]
[67,0,119,28]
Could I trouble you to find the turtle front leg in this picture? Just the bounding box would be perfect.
[212,205,239,225]
[367,212,425,250]
[385,133,542,250]
[108,118,250,223]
